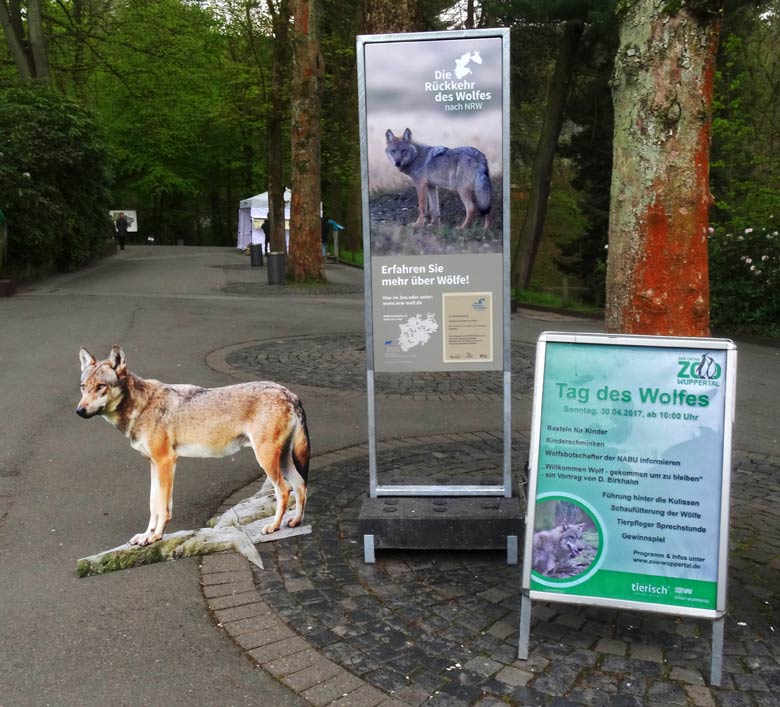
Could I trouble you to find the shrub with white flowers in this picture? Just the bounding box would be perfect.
[708,218,780,336]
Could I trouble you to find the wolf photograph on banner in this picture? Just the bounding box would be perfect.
[364,36,503,256]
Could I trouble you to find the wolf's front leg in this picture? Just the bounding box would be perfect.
[130,453,176,546]
[427,188,441,226]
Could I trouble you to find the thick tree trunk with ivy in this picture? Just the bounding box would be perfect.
[606,0,722,335]
[288,0,324,281]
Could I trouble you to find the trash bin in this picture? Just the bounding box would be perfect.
[250,243,264,267]
[267,252,286,285]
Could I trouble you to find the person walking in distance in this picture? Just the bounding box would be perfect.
[115,212,129,250]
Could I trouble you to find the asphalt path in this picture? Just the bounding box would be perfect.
[0,246,776,706]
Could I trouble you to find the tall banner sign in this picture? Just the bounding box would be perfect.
[358,29,509,373]
[522,333,736,616]
[357,30,516,561]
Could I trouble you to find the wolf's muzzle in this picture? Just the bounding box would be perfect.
[75,407,94,418]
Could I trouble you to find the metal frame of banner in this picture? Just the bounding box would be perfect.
[357,28,514,550]
[517,332,737,687]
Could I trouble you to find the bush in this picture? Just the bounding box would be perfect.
[709,219,780,337]
[0,83,113,275]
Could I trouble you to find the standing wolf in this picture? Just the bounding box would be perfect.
[76,346,309,546]
[385,128,492,229]
[532,522,585,576]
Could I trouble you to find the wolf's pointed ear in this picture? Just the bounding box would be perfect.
[402,128,412,141]
[108,346,127,375]
[79,348,96,372]
[385,129,394,143]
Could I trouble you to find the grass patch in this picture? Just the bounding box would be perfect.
[337,249,364,267]
[514,288,602,315]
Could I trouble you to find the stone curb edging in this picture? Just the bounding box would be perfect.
[200,433,518,707]
[200,440,442,706]
[202,554,404,707]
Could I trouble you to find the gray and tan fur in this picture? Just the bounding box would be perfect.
[76,346,309,546]
[531,522,585,576]
[385,128,492,229]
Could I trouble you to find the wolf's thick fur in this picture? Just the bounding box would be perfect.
[532,522,585,576]
[385,128,492,229]
[76,346,310,546]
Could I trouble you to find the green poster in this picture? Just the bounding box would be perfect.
[524,334,736,616]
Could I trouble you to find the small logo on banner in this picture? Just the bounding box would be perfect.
[677,353,722,384]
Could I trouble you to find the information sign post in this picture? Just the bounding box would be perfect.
[356,28,519,561]
[518,332,737,686]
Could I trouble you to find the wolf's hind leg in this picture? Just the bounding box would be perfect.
[457,188,476,229]
[251,440,290,534]
[283,464,307,528]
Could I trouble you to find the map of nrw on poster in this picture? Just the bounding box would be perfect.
[398,313,439,352]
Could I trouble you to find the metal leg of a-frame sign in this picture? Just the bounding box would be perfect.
[517,590,532,660]
[363,534,376,564]
[507,535,518,565]
[710,615,725,687]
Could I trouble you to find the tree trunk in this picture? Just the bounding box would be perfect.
[288,0,324,281]
[511,19,583,293]
[364,0,420,33]
[0,0,33,79]
[605,1,721,335]
[27,0,50,81]
[267,0,291,253]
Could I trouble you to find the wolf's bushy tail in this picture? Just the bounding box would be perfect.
[475,165,492,216]
[291,400,310,483]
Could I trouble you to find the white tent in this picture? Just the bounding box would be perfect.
[237,188,292,250]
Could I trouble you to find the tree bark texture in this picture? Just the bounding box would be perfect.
[606,0,720,335]
[288,0,324,281]
[363,0,421,33]
[512,19,583,292]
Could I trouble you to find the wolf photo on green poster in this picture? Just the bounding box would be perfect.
[363,34,504,256]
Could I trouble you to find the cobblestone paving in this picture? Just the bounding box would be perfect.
[250,439,780,707]
[224,335,536,399]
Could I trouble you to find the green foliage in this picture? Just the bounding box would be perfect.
[708,221,780,336]
[554,17,617,305]
[0,82,113,274]
[87,0,268,245]
[708,4,780,336]
[711,8,780,229]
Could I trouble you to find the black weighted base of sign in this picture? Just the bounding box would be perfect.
[358,495,523,564]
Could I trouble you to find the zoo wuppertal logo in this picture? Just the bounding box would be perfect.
[676,353,722,387]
